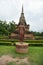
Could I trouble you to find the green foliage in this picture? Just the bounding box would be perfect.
[0,39,19,42]
[35,36,43,40]
[0,20,9,35]
[0,36,8,39]
[0,39,43,46]
[0,42,13,46]
[25,40,43,43]
[9,21,16,33]
[0,20,16,35]
[33,31,43,36]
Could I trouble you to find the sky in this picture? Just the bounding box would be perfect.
[0,0,43,32]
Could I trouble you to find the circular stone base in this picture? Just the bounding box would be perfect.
[16,43,28,53]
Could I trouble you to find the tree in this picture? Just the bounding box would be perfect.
[9,20,16,33]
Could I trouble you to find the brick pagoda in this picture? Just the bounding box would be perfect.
[10,6,35,40]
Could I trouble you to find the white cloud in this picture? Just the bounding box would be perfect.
[0,0,43,32]
[24,0,43,13]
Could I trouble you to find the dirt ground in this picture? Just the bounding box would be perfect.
[0,55,29,65]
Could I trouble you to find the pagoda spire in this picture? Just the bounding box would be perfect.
[18,5,27,25]
[22,5,23,14]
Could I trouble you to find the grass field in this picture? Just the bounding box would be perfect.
[29,47,43,65]
[0,46,43,65]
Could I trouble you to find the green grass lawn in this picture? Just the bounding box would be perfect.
[29,47,43,65]
[0,46,43,65]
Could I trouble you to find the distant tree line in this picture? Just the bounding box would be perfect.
[31,31,43,36]
[0,20,16,35]
[0,20,43,36]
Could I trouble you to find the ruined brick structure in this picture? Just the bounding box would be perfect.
[10,6,35,40]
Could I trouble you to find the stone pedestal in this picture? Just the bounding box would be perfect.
[16,43,28,53]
